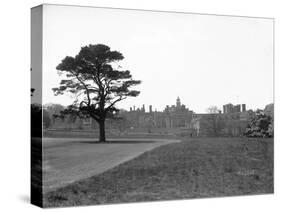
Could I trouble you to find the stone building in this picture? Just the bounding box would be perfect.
[191,103,254,137]
[47,99,257,137]
[223,103,246,114]
[122,97,194,129]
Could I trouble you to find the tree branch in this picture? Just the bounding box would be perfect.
[71,71,91,106]
[105,96,126,112]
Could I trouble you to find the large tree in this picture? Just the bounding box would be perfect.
[53,44,141,142]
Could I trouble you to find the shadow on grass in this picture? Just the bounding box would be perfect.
[43,139,161,150]
[74,140,158,144]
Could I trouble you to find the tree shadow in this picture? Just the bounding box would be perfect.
[75,140,157,144]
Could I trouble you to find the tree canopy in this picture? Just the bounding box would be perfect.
[53,44,141,142]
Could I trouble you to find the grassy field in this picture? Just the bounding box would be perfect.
[42,138,179,193]
[43,137,273,207]
[44,128,183,139]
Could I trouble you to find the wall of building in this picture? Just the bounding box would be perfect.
[47,100,255,137]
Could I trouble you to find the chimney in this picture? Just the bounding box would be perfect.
[149,105,152,113]
[142,104,145,112]
[242,104,246,112]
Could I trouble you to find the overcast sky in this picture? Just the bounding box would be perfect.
[40,4,273,113]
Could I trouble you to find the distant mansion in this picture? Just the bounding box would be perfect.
[124,97,193,129]
[47,97,266,137]
[118,97,255,136]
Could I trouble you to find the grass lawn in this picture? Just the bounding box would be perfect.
[42,138,179,193]
[43,137,273,207]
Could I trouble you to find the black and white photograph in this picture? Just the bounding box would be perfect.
[30,4,274,208]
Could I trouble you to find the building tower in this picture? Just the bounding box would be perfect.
[176,96,181,108]
[142,104,145,112]
[149,105,152,113]
[242,104,246,112]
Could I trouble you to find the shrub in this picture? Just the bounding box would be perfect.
[244,110,273,138]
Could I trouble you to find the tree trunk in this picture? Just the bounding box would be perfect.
[99,119,106,142]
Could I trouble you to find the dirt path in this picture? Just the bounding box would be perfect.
[42,138,180,193]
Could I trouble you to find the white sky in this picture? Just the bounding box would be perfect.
[41,4,274,113]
